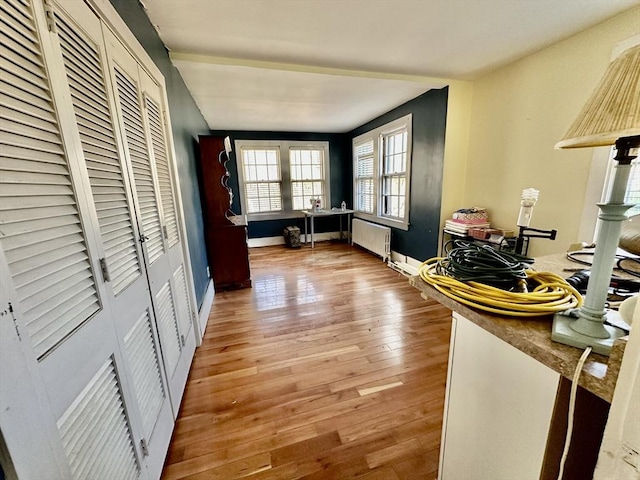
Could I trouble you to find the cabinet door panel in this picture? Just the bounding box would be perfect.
[440,313,559,480]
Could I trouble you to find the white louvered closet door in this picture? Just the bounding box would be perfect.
[140,69,196,407]
[103,28,195,416]
[49,1,175,477]
[0,0,148,478]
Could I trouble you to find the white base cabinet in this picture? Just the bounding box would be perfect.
[439,313,560,480]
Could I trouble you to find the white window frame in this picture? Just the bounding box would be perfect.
[352,114,412,230]
[235,140,330,221]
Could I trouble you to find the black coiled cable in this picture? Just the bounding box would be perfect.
[440,240,535,288]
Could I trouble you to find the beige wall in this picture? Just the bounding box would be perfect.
[442,6,640,257]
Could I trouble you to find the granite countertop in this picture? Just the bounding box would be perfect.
[409,252,630,403]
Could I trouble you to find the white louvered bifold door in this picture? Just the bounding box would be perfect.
[140,70,197,406]
[1,0,198,478]
[104,29,195,417]
[49,2,175,477]
[0,1,148,478]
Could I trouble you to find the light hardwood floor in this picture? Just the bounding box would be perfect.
[162,242,452,480]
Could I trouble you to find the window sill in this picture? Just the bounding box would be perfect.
[354,213,410,231]
[246,211,306,222]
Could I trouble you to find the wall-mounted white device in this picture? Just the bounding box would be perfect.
[517,188,540,227]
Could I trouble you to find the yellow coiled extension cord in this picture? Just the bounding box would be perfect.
[418,256,583,317]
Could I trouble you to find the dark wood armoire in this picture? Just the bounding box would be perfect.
[199,136,251,290]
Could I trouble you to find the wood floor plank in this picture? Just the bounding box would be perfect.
[162,243,451,479]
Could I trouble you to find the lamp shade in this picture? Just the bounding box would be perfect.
[556,43,640,149]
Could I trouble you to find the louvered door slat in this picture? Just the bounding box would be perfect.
[4,230,82,263]
[0,155,69,175]
[1,85,55,120]
[1,34,44,75]
[0,222,80,251]
[0,101,59,134]
[0,211,79,238]
[0,0,101,359]
[2,119,67,148]
[145,96,179,247]
[125,311,165,438]
[77,127,123,156]
[58,358,139,480]
[1,53,48,95]
[1,143,65,165]
[55,10,141,296]
[155,281,181,376]
[0,0,36,35]
[10,240,86,276]
[0,204,76,224]
[0,194,74,211]
[18,265,92,313]
[85,158,122,173]
[173,265,192,337]
[17,258,91,303]
[1,130,64,156]
[114,67,164,265]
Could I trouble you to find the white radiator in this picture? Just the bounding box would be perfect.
[352,218,391,262]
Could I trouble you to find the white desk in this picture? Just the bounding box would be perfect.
[302,209,354,248]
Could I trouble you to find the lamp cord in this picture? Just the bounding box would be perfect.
[557,346,592,480]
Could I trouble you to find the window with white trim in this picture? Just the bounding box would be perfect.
[241,147,283,213]
[290,148,326,211]
[235,140,330,219]
[353,114,412,230]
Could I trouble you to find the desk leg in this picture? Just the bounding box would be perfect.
[348,214,352,245]
[311,216,315,248]
[304,215,308,245]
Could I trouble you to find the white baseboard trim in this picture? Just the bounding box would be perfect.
[197,279,214,344]
[388,250,422,277]
[248,231,341,248]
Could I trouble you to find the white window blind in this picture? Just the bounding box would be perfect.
[355,140,375,214]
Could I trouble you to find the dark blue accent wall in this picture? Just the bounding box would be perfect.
[208,131,352,238]
[349,88,448,261]
[109,0,211,308]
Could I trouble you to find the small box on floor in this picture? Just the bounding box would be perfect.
[283,226,301,248]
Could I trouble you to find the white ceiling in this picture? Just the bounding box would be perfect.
[143,0,639,133]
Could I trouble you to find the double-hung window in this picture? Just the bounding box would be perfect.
[235,140,330,220]
[241,147,283,213]
[353,114,412,230]
[290,148,326,211]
